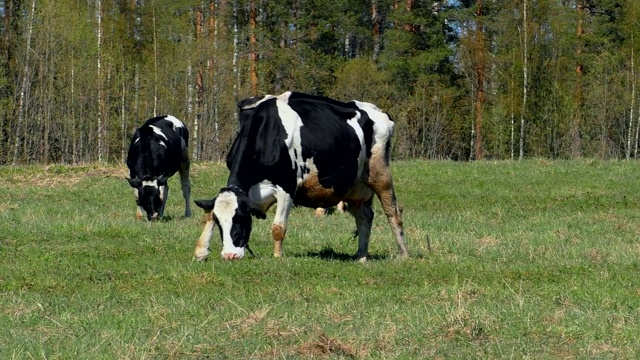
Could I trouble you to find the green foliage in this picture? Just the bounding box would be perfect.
[1,0,640,163]
[2,161,640,357]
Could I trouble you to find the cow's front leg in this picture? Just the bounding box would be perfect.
[194,212,214,261]
[159,184,169,218]
[272,189,293,257]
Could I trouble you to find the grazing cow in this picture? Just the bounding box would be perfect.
[193,91,408,261]
[126,115,192,221]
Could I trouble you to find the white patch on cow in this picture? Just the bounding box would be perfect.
[164,115,184,130]
[134,137,140,144]
[248,180,278,212]
[353,100,393,147]
[158,185,166,201]
[142,180,158,188]
[299,157,319,186]
[277,91,292,103]
[149,125,168,140]
[133,188,139,200]
[240,94,277,110]
[214,191,245,259]
[272,185,294,240]
[159,140,167,148]
[248,180,291,232]
[346,111,367,176]
[275,97,303,173]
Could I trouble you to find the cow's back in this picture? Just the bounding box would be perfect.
[287,97,371,198]
[127,116,187,179]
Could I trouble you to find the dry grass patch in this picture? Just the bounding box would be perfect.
[0,164,127,189]
[261,330,363,359]
[218,306,271,332]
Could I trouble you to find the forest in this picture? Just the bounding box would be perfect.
[0,0,637,164]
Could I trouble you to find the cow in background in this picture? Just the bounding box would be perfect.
[126,115,192,221]
[193,91,408,261]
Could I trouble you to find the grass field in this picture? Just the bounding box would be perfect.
[1,160,639,359]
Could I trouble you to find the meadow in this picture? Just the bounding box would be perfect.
[1,160,639,359]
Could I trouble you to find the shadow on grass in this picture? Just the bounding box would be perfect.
[303,247,388,262]
[157,215,194,222]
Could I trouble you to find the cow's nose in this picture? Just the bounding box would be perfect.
[150,213,159,221]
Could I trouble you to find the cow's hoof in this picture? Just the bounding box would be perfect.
[193,252,209,262]
[222,253,242,260]
[357,256,368,263]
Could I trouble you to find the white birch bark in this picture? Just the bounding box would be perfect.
[13,0,36,165]
[96,0,105,162]
[121,52,127,163]
[152,1,158,117]
[232,0,239,121]
[627,35,635,160]
[635,101,640,158]
[519,0,528,160]
[72,51,77,164]
[186,64,194,133]
[213,0,220,159]
[510,80,515,160]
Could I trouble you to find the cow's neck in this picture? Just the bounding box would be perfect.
[226,174,253,194]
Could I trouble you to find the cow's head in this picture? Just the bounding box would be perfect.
[127,175,168,221]
[194,186,266,260]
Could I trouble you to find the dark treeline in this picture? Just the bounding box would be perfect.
[0,0,638,165]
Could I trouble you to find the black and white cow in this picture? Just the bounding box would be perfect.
[126,115,192,221]
[193,91,408,261]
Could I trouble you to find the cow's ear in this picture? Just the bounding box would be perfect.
[157,175,169,186]
[194,198,216,211]
[127,177,141,188]
[249,204,267,219]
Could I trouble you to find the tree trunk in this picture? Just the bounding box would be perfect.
[193,5,204,162]
[510,79,515,160]
[627,34,635,160]
[249,0,258,95]
[473,0,485,160]
[96,0,107,162]
[210,0,220,160]
[152,1,158,117]
[13,0,36,165]
[232,0,239,117]
[121,49,127,163]
[403,0,413,32]
[371,0,380,62]
[519,0,528,160]
[571,1,585,158]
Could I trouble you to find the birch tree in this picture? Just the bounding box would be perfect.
[519,0,528,160]
[12,0,36,165]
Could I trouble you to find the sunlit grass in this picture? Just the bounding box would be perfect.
[1,160,639,358]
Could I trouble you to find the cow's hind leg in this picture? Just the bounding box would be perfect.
[369,161,409,258]
[179,141,192,218]
[348,197,374,262]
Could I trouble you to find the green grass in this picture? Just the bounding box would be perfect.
[1,160,639,359]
